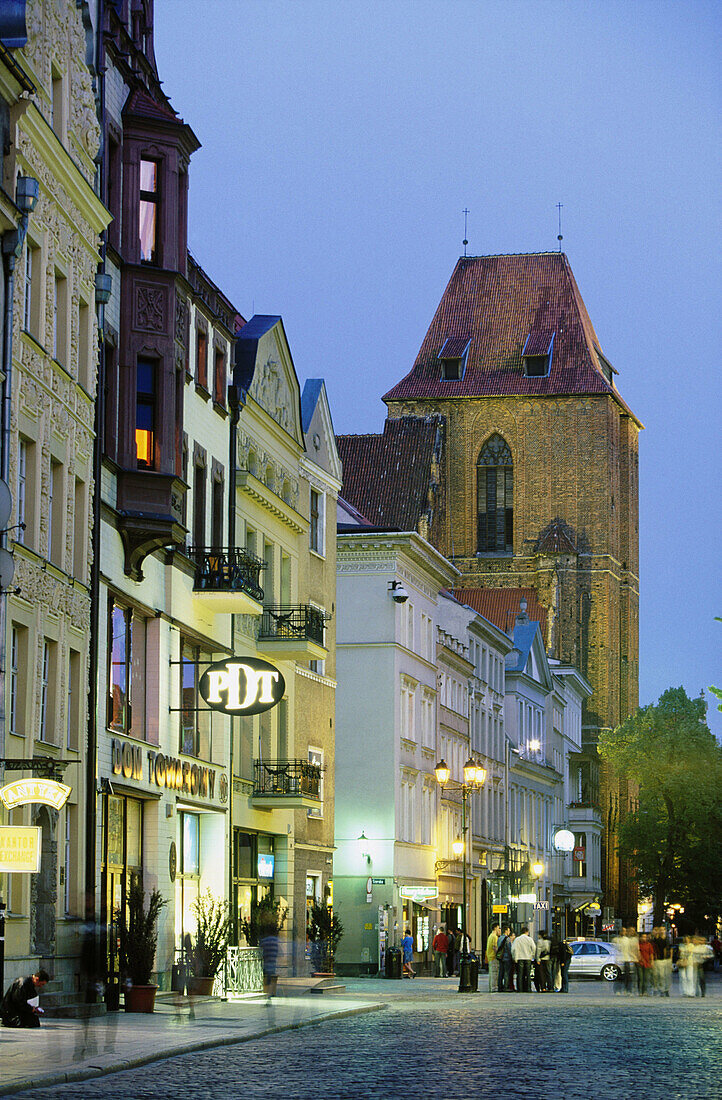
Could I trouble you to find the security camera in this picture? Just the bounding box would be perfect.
[388,580,409,603]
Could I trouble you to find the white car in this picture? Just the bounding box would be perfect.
[568,939,622,982]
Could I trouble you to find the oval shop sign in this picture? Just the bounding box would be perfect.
[199,656,285,715]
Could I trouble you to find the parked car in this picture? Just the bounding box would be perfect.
[568,939,622,982]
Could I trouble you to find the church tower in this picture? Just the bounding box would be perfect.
[382,252,642,917]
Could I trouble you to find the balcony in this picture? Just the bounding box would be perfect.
[189,546,265,614]
[257,605,328,661]
[116,468,187,580]
[252,759,323,810]
[567,803,603,829]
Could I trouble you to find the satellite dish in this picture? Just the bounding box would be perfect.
[0,479,11,530]
[0,547,15,589]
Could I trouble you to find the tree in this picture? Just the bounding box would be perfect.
[307,901,344,973]
[598,687,722,925]
[240,895,288,947]
[710,617,722,712]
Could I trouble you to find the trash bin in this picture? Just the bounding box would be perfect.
[385,946,402,979]
[458,952,479,992]
[171,962,186,993]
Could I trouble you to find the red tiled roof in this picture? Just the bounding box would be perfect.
[337,416,443,531]
[383,253,641,426]
[452,587,548,638]
[123,87,180,122]
[537,520,577,554]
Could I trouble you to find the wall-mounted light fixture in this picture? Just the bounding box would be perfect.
[358,830,371,864]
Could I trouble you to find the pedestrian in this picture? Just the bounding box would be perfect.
[0,969,50,1028]
[651,926,672,997]
[678,935,697,997]
[628,927,642,993]
[559,938,572,993]
[259,913,280,999]
[613,927,634,994]
[453,928,464,977]
[512,926,536,993]
[535,929,551,992]
[402,928,416,977]
[693,934,713,997]
[446,928,457,977]
[486,923,500,993]
[497,926,513,992]
[549,933,561,991]
[432,926,449,977]
[638,933,654,995]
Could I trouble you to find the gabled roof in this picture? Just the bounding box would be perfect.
[336,415,443,532]
[453,587,548,639]
[383,252,641,427]
[301,379,324,433]
[234,315,283,393]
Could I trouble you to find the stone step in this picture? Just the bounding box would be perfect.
[43,1002,107,1020]
[309,983,346,994]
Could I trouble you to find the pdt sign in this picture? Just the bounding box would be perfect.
[199,657,285,715]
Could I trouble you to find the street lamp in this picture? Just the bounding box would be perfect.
[532,860,544,880]
[435,757,487,992]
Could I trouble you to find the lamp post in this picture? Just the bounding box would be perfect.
[435,757,486,992]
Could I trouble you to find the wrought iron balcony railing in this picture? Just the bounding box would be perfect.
[190,546,265,602]
[253,759,323,800]
[258,605,327,646]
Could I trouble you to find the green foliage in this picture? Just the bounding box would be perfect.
[307,902,344,953]
[117,878,166,985]
[240,894,288,947]
[188,891,231,978]
[710,617,722,712]
[599,687,722,922]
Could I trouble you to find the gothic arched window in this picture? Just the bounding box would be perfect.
[477,434,513,553]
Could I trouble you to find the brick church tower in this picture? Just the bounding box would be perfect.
[381,252,642,917]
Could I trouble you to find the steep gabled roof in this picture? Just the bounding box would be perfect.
[383,252,641,426]
[336,415,443,532]
[453,587,548,639]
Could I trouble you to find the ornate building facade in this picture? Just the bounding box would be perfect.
[0,0,109,990]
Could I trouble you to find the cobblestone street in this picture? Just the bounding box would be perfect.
[13,976,721,1100]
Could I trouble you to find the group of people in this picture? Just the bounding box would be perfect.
[612,927,713,998]
[430,927,471,978]
[485,924,572,993]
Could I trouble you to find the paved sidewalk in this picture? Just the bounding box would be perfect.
[0,990,385,1096]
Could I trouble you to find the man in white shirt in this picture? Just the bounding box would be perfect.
[511,927,536,992]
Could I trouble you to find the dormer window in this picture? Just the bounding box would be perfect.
[594,346,617,386]
[139,158,159,264]
[438,337,471,381]
[522,331,554,377]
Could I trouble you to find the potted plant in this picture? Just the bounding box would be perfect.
[307,901,344,975]
[187,891,231,995]
[117,877,166,1012]
[240,894,288,947]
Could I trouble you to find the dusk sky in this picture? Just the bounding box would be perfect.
[155,0,720,734]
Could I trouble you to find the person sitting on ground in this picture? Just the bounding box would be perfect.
[0,969,50,1028]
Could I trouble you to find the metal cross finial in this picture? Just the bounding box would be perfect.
[462,208,469,256]
[557,202,563,251]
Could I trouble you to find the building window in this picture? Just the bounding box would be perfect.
[108,600,146,737]
[476,434,513,553]
[211,474,224,548]
[180,639,211,759]
[139,158,159,263]
[49,459,64,566]
[309,488,324,555]
[17,440,27,544]
[193,462,206,548]
[53,271,68,364]
[73,478,86,578]
[213,347,225,406]
[307,747,324,819]
[51,64,66,141]
[64,805,74,914]
[9,625,27,737]
[67,648,81,750]
[196,328,208,390]
[136,358,156,468]
[39,639,57,743]
[78,298,91,389]
[575,832,587,878]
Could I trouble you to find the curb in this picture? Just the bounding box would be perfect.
[0,1002,387,1096]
